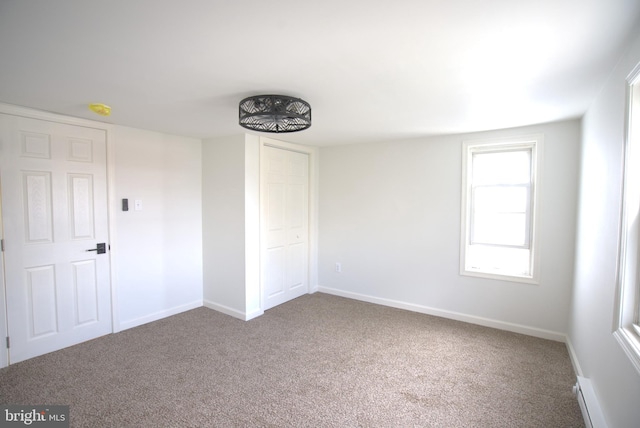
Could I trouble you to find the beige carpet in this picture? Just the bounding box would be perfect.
[0,293,583,427]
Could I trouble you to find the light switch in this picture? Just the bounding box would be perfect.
[134,200,143,211]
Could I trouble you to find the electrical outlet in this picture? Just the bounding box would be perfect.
[335,262,342,273]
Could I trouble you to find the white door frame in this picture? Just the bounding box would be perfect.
[259,136,319,312]
[0,103,119,368]
[0,186,7,368]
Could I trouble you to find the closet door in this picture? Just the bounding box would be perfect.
[262,146,309,310]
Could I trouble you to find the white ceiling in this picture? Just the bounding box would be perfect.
[0,0,639,146]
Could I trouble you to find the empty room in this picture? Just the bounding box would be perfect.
[1,1,640,427]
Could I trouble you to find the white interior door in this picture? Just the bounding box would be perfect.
[262,146,309,310]
[0,114,112,364]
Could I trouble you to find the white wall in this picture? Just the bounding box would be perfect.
[202,135,245,313]
[112,125,203,331]
[569,27,640,428]
[244,135,261,317]
[202,134,261,320]
[319,119,580,339]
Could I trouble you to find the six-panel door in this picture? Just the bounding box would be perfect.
[262,146,310,310]
[0,114,112,363]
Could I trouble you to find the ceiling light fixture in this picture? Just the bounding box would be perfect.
[239,95,311,133]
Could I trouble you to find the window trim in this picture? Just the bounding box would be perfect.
[613,62,640,375]
[460,135,543,284]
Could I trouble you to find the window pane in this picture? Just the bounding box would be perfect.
[473,186,528,213]
[472,150,531,185]
[472,212,527,246]
[466,245,531,277]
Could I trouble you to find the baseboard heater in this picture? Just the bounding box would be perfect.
[573,376,607,428]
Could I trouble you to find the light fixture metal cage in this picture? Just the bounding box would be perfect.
[239,95,311,133]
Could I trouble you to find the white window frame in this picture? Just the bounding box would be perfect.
[614,62,640,375]
[460,135,543,284]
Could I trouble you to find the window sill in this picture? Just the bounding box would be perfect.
[460,268,539,285]
[614,327,640,376]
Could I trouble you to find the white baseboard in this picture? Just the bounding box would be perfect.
[565,337,584,377]
[118,300,203,331]
[203,299,264,321]
[245,308,264,321]
[318,286,567,342]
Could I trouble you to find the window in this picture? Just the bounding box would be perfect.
[460,135,543,283]
[614,63,640,375]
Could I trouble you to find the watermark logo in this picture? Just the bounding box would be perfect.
[0,406,69,427]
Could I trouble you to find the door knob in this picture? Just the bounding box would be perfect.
[86,243,107,254]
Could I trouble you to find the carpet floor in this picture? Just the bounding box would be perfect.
[0,293,583,427]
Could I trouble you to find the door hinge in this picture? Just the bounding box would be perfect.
[1,239,4,252]
[5,337,9,349]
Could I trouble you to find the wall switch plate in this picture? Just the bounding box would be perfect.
[134,200,143,211]
[335,262,342,273]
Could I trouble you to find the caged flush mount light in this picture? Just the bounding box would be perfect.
[239,95,311,133]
